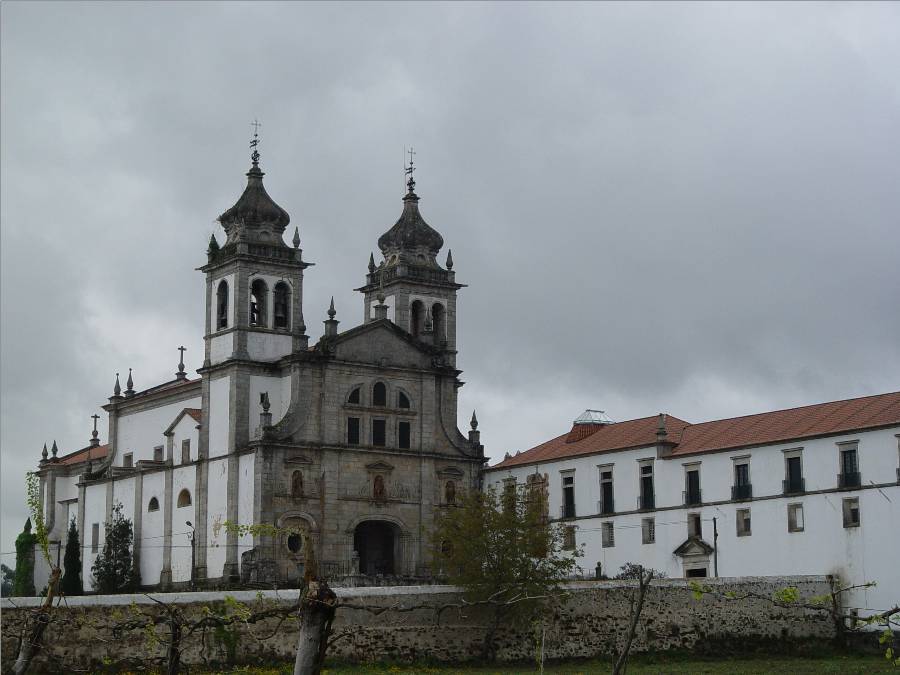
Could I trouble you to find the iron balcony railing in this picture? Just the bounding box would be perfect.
[837,471,861,488]
[637,492,655,510]
[560,504,577,519]
[597,499,615,516]
[731,484,753,500]
[783,478,806,495]
[683,489,703,506]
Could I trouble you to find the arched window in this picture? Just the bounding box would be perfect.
[273,282,290,329]
[216,280,229,329]
[250,279,268,327]
[373,382,387,407]
[348,387,361,405]
[397,392,410,409]
[147,497,159,512]
[410,300,424,338]
[445,481,456,505]
[177,489,192,508]
[291,470,304,498]
[287,533,302,554]
[432,303,446,343]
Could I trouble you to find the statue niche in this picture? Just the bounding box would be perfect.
[373,475,386,502]
[291,470,304,499]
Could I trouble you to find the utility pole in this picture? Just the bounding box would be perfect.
[186,521,196,591]
[712,516,719,577]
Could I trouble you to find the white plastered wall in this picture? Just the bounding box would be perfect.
[171,415,200,465]
[238,453,256,566]
[205,457,229,577]
[170,465,197,583]
[140,471,165,584]
[117,397,201,465]
[208,376,231,458]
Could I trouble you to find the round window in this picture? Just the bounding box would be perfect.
[287,534,302,553]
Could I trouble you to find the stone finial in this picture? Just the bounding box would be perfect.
[368,252,376,274]
[41,443,48,462]
[91,413,101,447]
[293,225,301,249]
[125,368,135,398]
[113,372,122,398]
[446,249,454,270]
[176,346,187,380]
[260,392,271,413]
[24,518,32,534]
[324,297,339,338]
[207,233,220,256]
[657,412,667,439]
[504,452,512,461]
[51,440,58,459]
[423,306,433,332]
[471,410,479,431]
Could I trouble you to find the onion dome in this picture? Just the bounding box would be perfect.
[377,175,444,264]
[218,156,290,239]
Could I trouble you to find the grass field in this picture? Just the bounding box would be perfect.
[198,653,893,674]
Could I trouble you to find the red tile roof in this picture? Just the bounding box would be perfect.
[670,391,900,456]
[491,391,900,470]
[185,408,202,423]
[56,444,109,466]
[493,415,691,469]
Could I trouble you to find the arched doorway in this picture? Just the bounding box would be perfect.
[353,520,398,575]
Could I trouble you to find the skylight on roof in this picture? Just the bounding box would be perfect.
[573,409,613,425]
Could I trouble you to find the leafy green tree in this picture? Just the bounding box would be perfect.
[432,485,581,661]
[615,561,667,580]
[1,563,15,597]
[62,516,83,595]
[13,518,36,597]
[92,503,138,594]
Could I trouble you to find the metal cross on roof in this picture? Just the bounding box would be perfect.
[405,146,416,193]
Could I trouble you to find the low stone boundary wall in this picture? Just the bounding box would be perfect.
[1,576,834,672]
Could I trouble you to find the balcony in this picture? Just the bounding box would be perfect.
[683,489,703,506]
[560,504,576,520]
[731,484,753,500]
[597,499,615,516]
[837,472,861,489]
[783,478,806,495]
[637,493,655,510]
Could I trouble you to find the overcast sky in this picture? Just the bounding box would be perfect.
[2,2,899,562]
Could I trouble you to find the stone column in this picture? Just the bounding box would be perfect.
[132,472,143,585]
[160,464,174,587]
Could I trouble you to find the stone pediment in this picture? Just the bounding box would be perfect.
[365,461,394,473]
[673,537,714,557]
[284,454,312,465]
[437,466,464,478]
[330,320,441,370]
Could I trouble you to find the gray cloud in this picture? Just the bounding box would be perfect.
[3,2,899,559]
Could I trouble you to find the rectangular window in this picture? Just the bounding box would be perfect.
[684,467,702,505]
[562,526,576,551]
[502,478,517,512]
[347,417,360,445]
[91,523,99,553]
[372,419,386,447]
[736,508,751,536]
[732,462,752,500]
[784,453,804,494]
[686,568,708,578]
[641,517,655,544]
[153,446,163,462]
[601,521,615,548]
[838,444,860,488]
[181,439,191,464]
[398,421,411,449]
[123,453,133,468]
[599,469,614,515]
[788,503,804,532]
[561,474,576,519]
[689,513,702,538]
[639,462,655,510]
[842,497,860,528]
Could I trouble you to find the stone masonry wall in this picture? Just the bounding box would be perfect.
[0,576,834,672]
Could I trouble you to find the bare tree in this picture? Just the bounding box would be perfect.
[612,565,654,675]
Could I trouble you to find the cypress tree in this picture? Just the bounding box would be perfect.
[62,516,83,595]
[91,503,137,594]
[12,518,36,597]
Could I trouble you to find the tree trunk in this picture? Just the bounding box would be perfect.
[12,566,60,675]
[612,569,653,675]
[293,579,337,675]
[167,615,182,675]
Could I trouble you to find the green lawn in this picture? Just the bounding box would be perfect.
[207,653,894,675]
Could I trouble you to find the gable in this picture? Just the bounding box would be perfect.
[332,322,435,370]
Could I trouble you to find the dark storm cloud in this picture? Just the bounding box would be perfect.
[3,2,899,557]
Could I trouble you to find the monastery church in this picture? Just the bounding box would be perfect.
[33,143,486,591]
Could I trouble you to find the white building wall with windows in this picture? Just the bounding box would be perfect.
[487,426,900,618]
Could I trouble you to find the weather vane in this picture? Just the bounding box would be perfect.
[250,119,261,164]
[405,146,416,192]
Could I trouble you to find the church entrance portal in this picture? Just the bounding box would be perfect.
[353,521,397,575]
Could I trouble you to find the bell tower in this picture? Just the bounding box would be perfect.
[201,134,312,368]
[357,152,464,365]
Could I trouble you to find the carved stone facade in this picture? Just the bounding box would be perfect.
[32,150,485,592]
